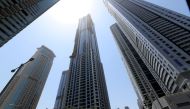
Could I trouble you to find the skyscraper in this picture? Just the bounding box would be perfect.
[125,106,129,109]
[54,15,110,109]
[187,0,190,11]
[54,71,69,109]
[0,45,55,109]
[111,23,165,109]
[0,0,59,47]
[104,0,190,94]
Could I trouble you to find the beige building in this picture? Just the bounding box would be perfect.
[0,45,55,109]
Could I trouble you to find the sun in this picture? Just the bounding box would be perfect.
[48,0,93,24]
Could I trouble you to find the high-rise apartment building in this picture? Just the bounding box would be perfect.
[111,23,165,109]
[0,0,59,47]
[105,0,190,108]
[105,0,190,94]
[187,0,190,11]
[0,45,55,109]
[54,71,69,109]
[54,15,110,109]
[125,106,129,109]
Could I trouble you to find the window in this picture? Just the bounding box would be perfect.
[176,53,181,56]
[11,0,17,3]
[177,102,190,107]
[162,106,169,109]
[21,10,28,16]
[172,49,177,52]
[181,56,186,59]
[174,59,183,66]
[163,49,170,54]
[186,60,190,64]
[0,36,5,41]
[0,24,9,36]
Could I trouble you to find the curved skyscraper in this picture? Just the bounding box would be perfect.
[0,0,59,47]
[0,45,55,109]
[54,15,110,109]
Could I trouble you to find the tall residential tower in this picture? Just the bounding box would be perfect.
[105,0,190,108]
[0,0,59,47]
[111,23,165,109]
[187,0,190,11]
[54,15,110,109]
[0,45,55,109]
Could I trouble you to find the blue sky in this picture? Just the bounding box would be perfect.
[0,0,189,109]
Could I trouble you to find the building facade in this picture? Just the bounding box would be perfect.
[152,91,190,109]
[187,0,190,11]
[105,0,190,108]
[125,106,129,109]
[111,23,165,109]
[0,45,55,109]
[0,0,59,47]
[54,71,69,109]
[105,0,190,94]
[54,15,110,109]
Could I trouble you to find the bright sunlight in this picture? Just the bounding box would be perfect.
[48,0,93,24]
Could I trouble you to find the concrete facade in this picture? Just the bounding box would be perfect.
[105,0,190,108]
[0,45,55,109]
[111,23,165,109]
[54,71,69,109]
[54,15,110,109]
[104,0,190,95]
[152,91,190,109]
[0,0,59,47]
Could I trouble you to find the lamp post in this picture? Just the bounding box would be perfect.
[6,58,34,109]
[11,58,34,73]
[0,58,34,99]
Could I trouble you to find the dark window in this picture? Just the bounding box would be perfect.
[11,0,17,3]
[162,106,169,109]
[177,102,190,107]
[174,59,183,66]
[0,36,5,41]
[0,27,8,36]
[186,60,190,64]
[163,49,170,54]
[181,56,186,59]
[172,49,177,52]
[21,10,28,16]
[176,53,181,56]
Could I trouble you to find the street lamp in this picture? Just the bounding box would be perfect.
[11,58,34,73]
[5,58,35,109]
[0,58,35,98]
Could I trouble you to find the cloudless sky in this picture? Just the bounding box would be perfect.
[0,0,189,109]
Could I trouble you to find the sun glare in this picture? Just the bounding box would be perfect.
[48,0,93,24]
